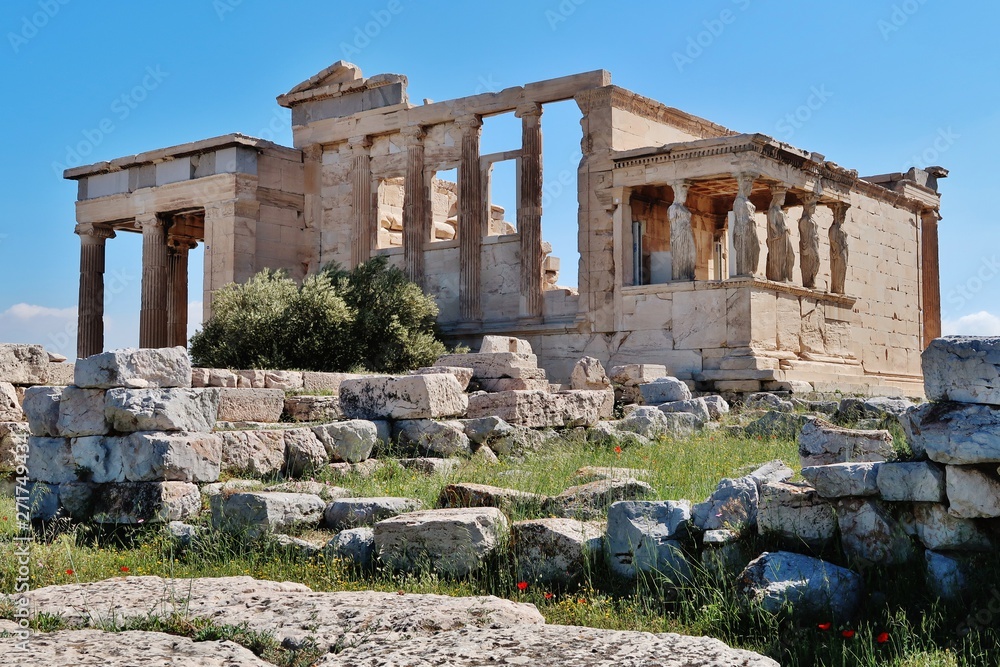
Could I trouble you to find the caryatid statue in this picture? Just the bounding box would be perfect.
[765,186,795,282]
[829,202,849,294]
[732,172,759,276]
[798,195,821,289]
[669,180,696,281]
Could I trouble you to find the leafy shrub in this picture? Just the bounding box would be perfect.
[190,257,446,373]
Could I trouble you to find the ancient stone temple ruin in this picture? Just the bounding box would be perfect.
[65,61,945,395]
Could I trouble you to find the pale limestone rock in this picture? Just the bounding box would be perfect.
[272,533,323,557]
[739,551,863,619]
[605,500,691,581]
[570,356,611,391]
[836,498,914,565]
[836,396,914,422]
[876,461,946,502]
[211,492,325,535]
[0,629,274,666]
[546,478,654,520]
[757,482,837,549]
[479,335,532,355]
[397,457,461,475]
[744,392,794,413]
[574,466,652,482]
[798,418,894,467]
[70,436,124,483]
[27,436,76,483]
[912,502,993,551]
[22,386,62,436]
[105,388,220,433]
[167,521,202,549]
[264,370,304,390]
[75,347,191,389]
[267,480,350,500]
[218,429,286,476]
[0,383,22,422]
[283,395,343,422]
[609,364,668,386]
[435,352,544,380]
[121,431,221,482]
[901,402,1000,464]
[438,483,546,512]
[205,368,239,387]
[461,415,514,445]
[237,369,266,388]
[743,411,812,439]
[925,550,968,600]
[800,462,881,498]
[340,374,468,420]
[0,422,28,469]
[324,497,422,529]
[375,507,509,577]
[922,336,1000,405]
[302,370,366,392]
[312,419,377,463]
[0,344,48,384]
[396,419,471,456]
[658,397,711,424]
[411,365,473,391]
[638,377,691,404]
[702,395,731,420]
[217,388,284,422]
[946,466,1000,518]
[513,518,604,584]
[691,477,758,532]
[283,427,328,477]
[201,479,263,498]
[466,390,607,428]
[617,406,676,438]
[90,482,200,523]
[747,459,795,487]
[324,527,375,566]
[45,361,75,386]
[56,386,108,437]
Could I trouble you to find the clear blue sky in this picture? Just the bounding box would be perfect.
[1,0,997,356]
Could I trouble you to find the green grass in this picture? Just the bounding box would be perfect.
[1,424,997,666]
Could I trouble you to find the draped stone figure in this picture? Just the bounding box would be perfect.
[798,195,821,289]
[732,172,759,276]
[829,203,849,294]
[765,186,795,282]
[669,180,696,280]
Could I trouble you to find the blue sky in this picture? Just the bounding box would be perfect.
[1,0,998,356]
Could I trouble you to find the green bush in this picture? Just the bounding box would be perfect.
[190,256,446,373]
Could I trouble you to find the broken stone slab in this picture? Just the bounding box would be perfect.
[69,436,124,483]
[324,497,422,530]
[283,427,329,477]
[328,459,385,479]
[739,551,863,620]
[925,550,968,600]
[512,518,604,585]
[545,477,654,520]
[911,502,994,551]
[466,390,608,428]
[272,533,323,558]
[201,479,264,498]
[798,418,894,467]
[396,457,461,475]
[45,361,75,386]
[75,347,191,389]
[477,377,551,392]
[702,395,731,420]
[0,344,48,384]
[324,527,375,567]
[460,415,523,455]
[876,461,947,502]
[836,498,914,565]
[438,483,546,512]
[211,492,325,536]
[743,411,812,439]
[691,477,758,532]
[747,460,795,488]
[374,507,509,577]
[283,395,343,422]
[27,436,76,483]
[55,386,108,437]
[922,336,1000,405]
[10,575,544,653]
[0,383,22,422]
[0,422,28,469]
[192,368,239,387]
[757,482,837,549]
[605,500,692,581]
[21,386,62,436]
[574,466,652,482]
[0,629,275,667]
[218,429,286,476]
[616,406,676,439]
[434,352,542,379]
[570,356,611,391]
[800,462,881,499]
[340,374,468,420]
[301,370,367,393]
[167,521,203,549]
[835,396,915,422]
[744,392,794,413]
[105,388,220,433]
[216,388,284,422]
[396,419,471,457]
[90,481,201,523]
[264,370,304,390]
[946,465,1000,518]
[411,366,474,391]
[638,376,691,404]
[478,335,533,355]
[609,364,668,386]
[267,481,351,501]
[120,431,222,483]
[658,397,711,424]
[901,402,1000,464]
[311,420,378,463]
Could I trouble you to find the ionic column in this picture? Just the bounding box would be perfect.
[138,213,169,348]
[402,126,428,286]
[350,136,374,268]
[166,233,196,348]
[828,202,849,294]
[457,115,484,322]
[921,209,942,344]
[765,185,794,282]
[516,103,544,320]
[669,180,696,281]
[75,223,115,359]
[798,194,821,288]
[732,172,760,277]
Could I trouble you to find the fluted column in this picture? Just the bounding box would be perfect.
[516,103,544,320]
[75,223,115,359]
[829,202,849,294]
[732,172,760,277]
[457,115,484,322]
[921,209,942,345]
[669,180,696,281]
[166,234,196,348]
[402,126,428,286]
[798,194,820,288]
[350,135,374,268]
[138,213,169,348]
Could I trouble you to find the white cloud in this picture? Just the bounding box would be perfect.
[942,311,1000,336]
[0,302,78,357]
[4,303,76,320]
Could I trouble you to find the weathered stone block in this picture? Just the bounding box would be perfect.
[692,477,758,532]
[609,364,667,386]
[217,388,285,423]
[512,518,603,584]
[312,420,377,463]
[396,419,471,457]
[0,422,28,470]
[0,383,22,422]
[340,374,468,420]
[324,527,375,567]
[569,357,610,391]
[324,497,422,529]
[466,390,607,428]
[22,386,62,436]
[105,388,220,433]
[901,402,1000,464]
[71,436,125,483]
[211,492,325,535]
[800,462,881,499]
[27,436,76,483]
[605,500,691,581]
[91,482,201,523]
[56,387,108,437]
[757,482,837,549]
[438,483,546,512]
[658,397,711,424]
[638,377,691,404]
[946,465,1000,518]
[922,336,1000,405]
[0,344,48,385]
[218,430,286,476]
[798,418,894,467]
[434,352,542,380]
[478,336,532,355]
[912,502,993,551]
[411,366,473,391]
[739,551,863,620]
[836,498,914,565]
[75,347,191,389]
[122,431,222,483]
[876,461,946,502]
[284,395,343,422]
[545,478,653,520]
[264,370,304,390]
[283,427,328,477]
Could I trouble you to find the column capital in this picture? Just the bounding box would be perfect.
[828,201,848,223]
[454,114,483,132]
[135,213,164,230]
[302,143,324,161]
[515,102,543,120]
[735,171,758,196]
[669,179,690,201]
[769,183,788,197]
[799,192,820,209]
[167,235,198,251]
[921,208,942,223]
[400,125,426,144]
[347,134,373,150]
[75,223,115,242]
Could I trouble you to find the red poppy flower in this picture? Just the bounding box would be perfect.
[120,566,129,573]
[614,445,622,455]
[876,632,889,644]
[577,598,587,605]
[841,630,855,639]
[517,581,528,591]
[65,569,74,575]
[397,590,405,596]
[817,622,832,631]
[544,592,554,600]
[2,517,7,521]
